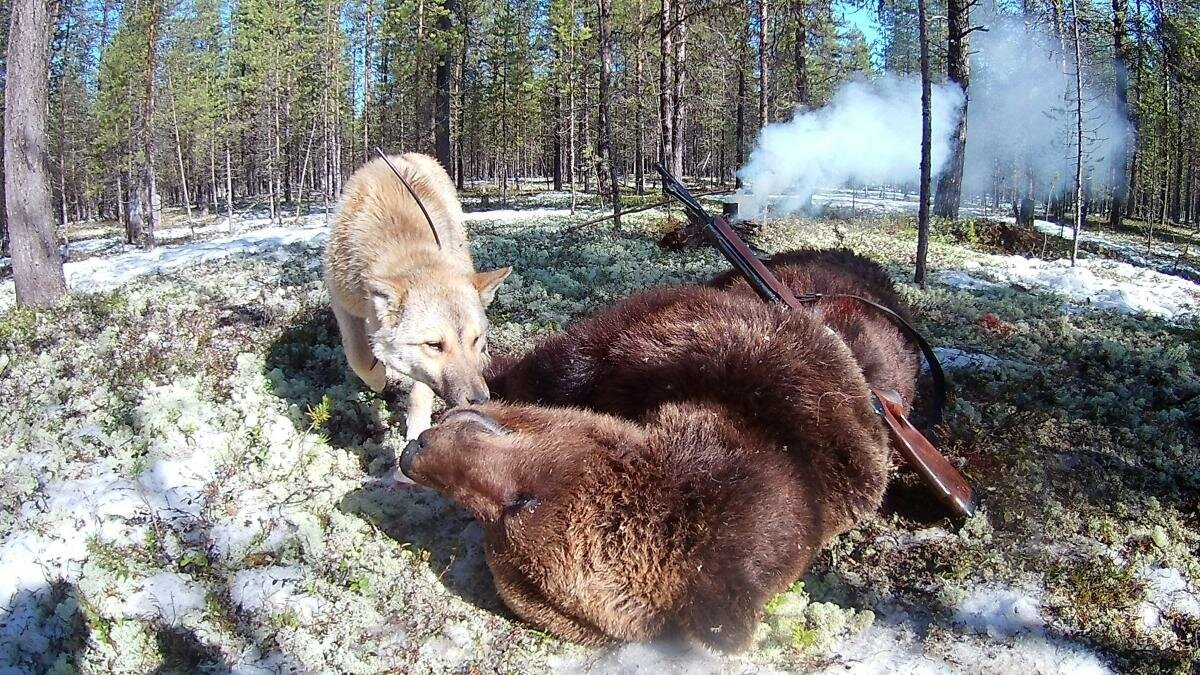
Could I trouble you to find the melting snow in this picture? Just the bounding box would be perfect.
[816,598,1111,674]
[229,566,321,621]
[1137,567,1200,631]
[939,254,1200,322]
[550,640,753,675]
[118,572,207,625]
[932,347,1002,371]
[954,584,1045,638]
[463,207,580,222]
[0,207,595,309]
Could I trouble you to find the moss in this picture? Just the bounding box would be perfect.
[1045,557,1144,656]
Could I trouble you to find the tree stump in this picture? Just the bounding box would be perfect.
[1018,197,1035,227]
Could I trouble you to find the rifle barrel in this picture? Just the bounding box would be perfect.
[654,163,783,305]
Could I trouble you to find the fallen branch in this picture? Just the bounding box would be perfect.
[562,188,730,235]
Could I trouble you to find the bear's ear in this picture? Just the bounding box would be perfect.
[675,573,763,653]
[473,267,513,307]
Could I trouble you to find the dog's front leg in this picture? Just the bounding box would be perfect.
[405,381,435,440]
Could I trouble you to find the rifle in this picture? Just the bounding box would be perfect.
[655,163,977,519]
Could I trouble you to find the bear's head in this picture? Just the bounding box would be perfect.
[398,401,824,651]
[399,403,646,524]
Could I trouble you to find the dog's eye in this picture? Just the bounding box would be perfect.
[425,341,444,352]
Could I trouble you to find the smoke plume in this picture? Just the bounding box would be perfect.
[735,9,1133,217]
[735,76,965,217]
[963,11,1132,198]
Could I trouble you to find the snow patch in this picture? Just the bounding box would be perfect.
[939,255,1200,322]
[938,270,1001,291]
[932,347,1002,371]
[550,640,755,675]
[954,584,1045,637]
[1137,567,1200,631]
[0,469,147,668]
[463,208,579,222]
[229,567,321,621]
[0,215,328,308]
[816,602,1112,674]
[119,572,207,625]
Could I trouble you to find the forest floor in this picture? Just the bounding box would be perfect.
[1,189,1198,674]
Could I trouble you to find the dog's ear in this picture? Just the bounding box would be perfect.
[366,278,409,321]
[473,267,513,307]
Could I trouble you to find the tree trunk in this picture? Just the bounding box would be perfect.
[568,0,578,212]
[1108,0,1131,229]
[363,0,373,164]
[597,0,620,223]
[5,0,67,305]
[166,73,192,222]
[633,0,645,194]
[933,0,969,218]
[793,0,808,108]
[434,0,455,171]
[1070,0,1084,266]
[553,91,564,191]
[141,0,162,248]
[209,129,218,215]
[914,0,932,287]
[757,0,768,129]
[735,5,748,188]
[456,0,469,189]
[1169,84,1183,223]
[295,119,318,218]
[413,0,426,150]
[224,106,234,225]
[660,0,674,174]
[670,0,686,176]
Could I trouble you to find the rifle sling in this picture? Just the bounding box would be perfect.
[658,166,974,518]
[710,216,947,428]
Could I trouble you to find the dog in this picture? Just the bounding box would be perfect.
[325,152,511,440]
[401,250,918,650]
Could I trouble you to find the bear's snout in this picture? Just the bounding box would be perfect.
[399,436,426,479]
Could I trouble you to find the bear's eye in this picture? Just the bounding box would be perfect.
[504,493,537,515]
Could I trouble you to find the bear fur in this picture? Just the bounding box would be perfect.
[400,249,921,652]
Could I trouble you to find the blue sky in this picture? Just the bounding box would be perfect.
[836,0,885,67]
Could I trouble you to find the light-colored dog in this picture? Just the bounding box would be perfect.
[325,152,511,440]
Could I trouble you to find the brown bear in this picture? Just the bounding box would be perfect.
[399,249,921,652]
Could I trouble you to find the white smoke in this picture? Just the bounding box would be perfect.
[963,11,1133,198]
[735,8,1133,216]
[735,75,966,217]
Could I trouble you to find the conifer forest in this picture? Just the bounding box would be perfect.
[1,0,1199,671]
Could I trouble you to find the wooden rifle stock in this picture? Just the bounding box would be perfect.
[654,163,977,519]
[872,389,976,518]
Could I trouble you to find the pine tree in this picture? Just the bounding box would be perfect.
[5,0,68,305]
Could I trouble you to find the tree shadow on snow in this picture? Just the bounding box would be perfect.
[3,580,92,672]
[337,481,506,615]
